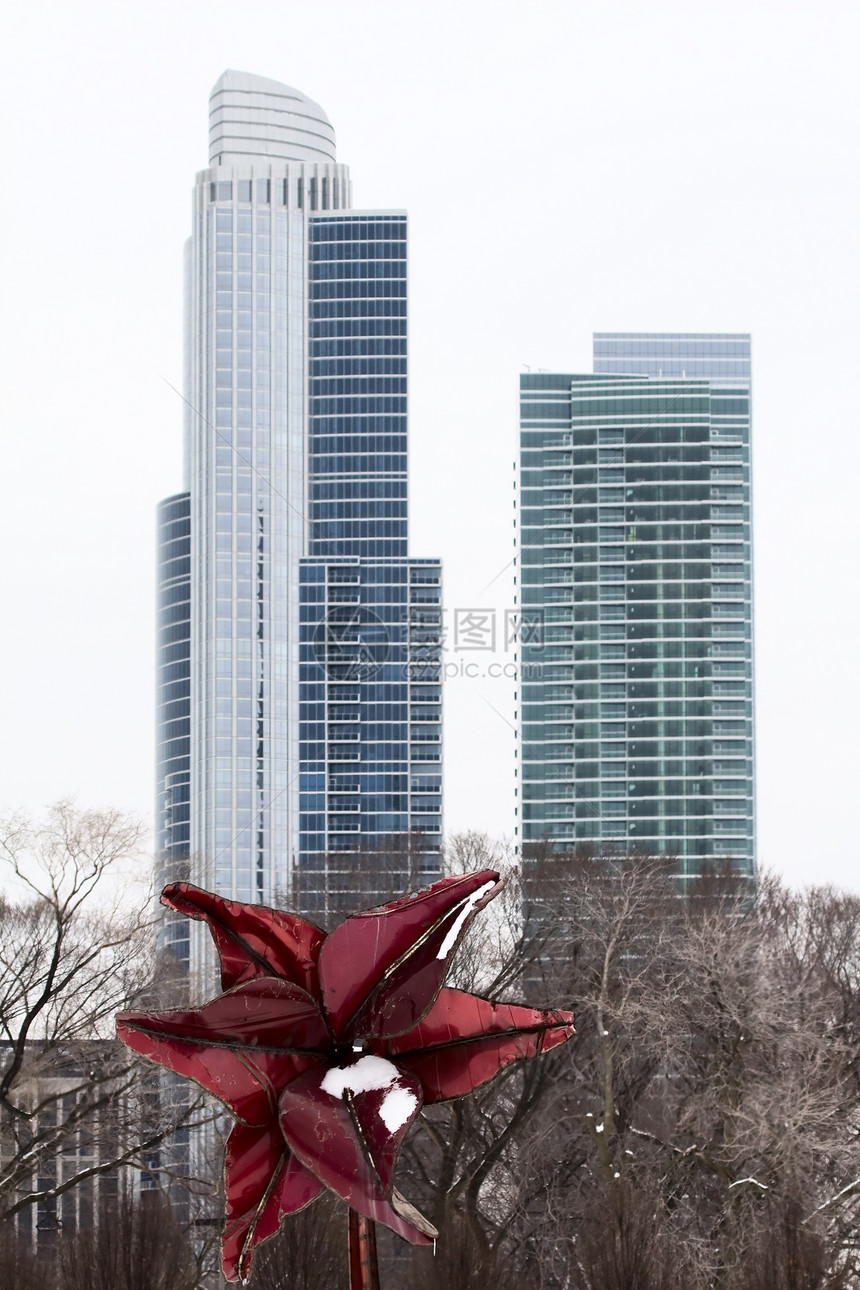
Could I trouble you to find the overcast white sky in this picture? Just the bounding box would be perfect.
[1,0,857,891]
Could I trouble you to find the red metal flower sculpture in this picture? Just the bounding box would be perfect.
[117,871,574,1283]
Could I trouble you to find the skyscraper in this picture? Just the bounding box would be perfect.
[518,333,754,884]
[156,72,442,976]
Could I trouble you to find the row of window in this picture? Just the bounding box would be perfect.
[312,300,407,319]
[311,219,406,241]
[300,690,435,709]
[308,519,407,538]
[530,575,748,592]
[301,721,441,738]
[311,479,407,499]
[311,240,406,262]
[312,377,407,395]
[313,318,407,338]
[312,356,407,374]
[213,208,272,231]
[310,398,407,417]
[301,564,440,583]
[310,436,406,455]
[302,772,439,791]
[310,416,407,433]
[311,280,407,300]
[300,703,438,720]
[312,340,407,359]
[522,524,747,542]
[311,260,406,280]
[530,446,747,465]
[312,501,406,518]
[210,176,346,209]
[310,454,406,473]
[521,425,744,444]
[539,559,747,578]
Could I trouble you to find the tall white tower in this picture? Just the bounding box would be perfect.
[157,73,443,984]
[186,73,352,939]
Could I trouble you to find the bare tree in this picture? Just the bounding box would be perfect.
[8,813,856,1290]
[393,836,586,1280]
[0,1217,48,1290]
[58,1186,196,1290]
[0,803,205,1237]
[393,842,860,1289]
[244,1194,346,1289]
[512,856,860,1289]
[291,829,438,926]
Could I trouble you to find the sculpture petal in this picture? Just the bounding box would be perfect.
[117,979,328,1125]
[378,987,575,1102]
[318,870,501,1041]
[114,875,575,1270]
[279,1058,435,1244]
[161,883,325,996]
[222,1122,325,1283]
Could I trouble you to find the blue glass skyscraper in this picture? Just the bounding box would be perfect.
[156,73,441,976]
[297,213,443,916]
[518,333,754,884]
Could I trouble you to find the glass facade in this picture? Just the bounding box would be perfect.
[297,558,442,917]
[519,333,754,885]
[155,492,191,963]
[188,187,308,915]
[308,215,408,560]
[157,73,441,979]
[296,213,441,918]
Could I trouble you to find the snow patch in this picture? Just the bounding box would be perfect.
[321,1054,400,1098]
[321,1056,416,1133]
[379,1085,418,1132]
[436,880,497,960]
[728,1177,769,1191]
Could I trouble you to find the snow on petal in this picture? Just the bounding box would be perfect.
[320,1055,418,1134]
[318,870,502,1041]
[436,880,497,960]
[321,1054,401,1099]
[280,1064,427,1239]
[379,1086,419,1132]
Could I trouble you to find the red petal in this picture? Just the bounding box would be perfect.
[116,979,328,1125]
[221,1122,324,1283]
[161,883,325,996]
[378,988,575,1102]
[318,870,501,1041]
[279,1058,433,1244]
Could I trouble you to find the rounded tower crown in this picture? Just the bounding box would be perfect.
[209,70,336,166]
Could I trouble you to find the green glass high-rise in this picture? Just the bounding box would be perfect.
[518,333,754,884]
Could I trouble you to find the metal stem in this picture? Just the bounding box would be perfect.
[348,1209,380,1290]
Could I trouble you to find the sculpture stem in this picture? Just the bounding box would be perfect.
[347,1209,380,1290]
